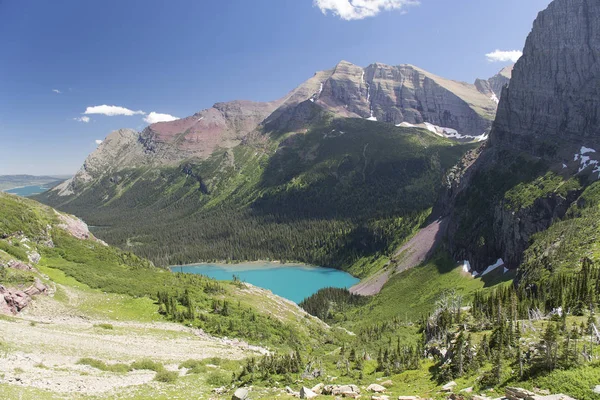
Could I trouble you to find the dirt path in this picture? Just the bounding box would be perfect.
[350,218,447,296]
[0,284,268,396]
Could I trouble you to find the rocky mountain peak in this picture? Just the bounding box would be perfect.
[267,60,498,136]
[490,0,600,155]
[475,65,514,104]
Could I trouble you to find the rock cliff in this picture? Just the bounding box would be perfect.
[267,61,497,137]
[491,0,600,154]
[474,65,513,103]
[53,61,497,197]
[444,0,600,272]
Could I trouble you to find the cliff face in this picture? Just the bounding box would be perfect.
[55,60,499,197]
[474,65,513,103]
[55,101,280,196]
[491,0,600,153]
[444,0,600,272]
[267,61,497,137]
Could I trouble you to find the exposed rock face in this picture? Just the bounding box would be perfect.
[0,279,48,314]
[491,0,600,154]
[268,61,497,136]
[445,0,600,272]
[55,101,280,196]
[475,65,513,103]
[52,60,497,198]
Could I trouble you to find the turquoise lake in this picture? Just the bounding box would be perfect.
[171,262,360,303]
[4,185,49,197]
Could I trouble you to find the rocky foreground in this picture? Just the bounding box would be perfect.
[223,381,576,400]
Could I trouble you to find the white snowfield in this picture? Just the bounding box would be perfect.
[462,258,506,278]
[573,146,600,176]
[392,121,489,142]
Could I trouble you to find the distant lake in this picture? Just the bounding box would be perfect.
[4,185,50,197]
[171,262,360,303]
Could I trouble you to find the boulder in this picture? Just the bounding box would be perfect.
[505,387,535,400]
[300,387,318,399]
[285,386,300,397]
[311,383,324,394]
[27,251,41,264]
[594,386,600,395]
[471,396,491,400]
[441,381,457,392]
[7,260,34,271]
[371,396,389,400]
[398,396,420,400]
[460,387,473,393]
[232,387,249,400]
[367,384,386,393]
[324,384,361,397]
[334,384,360,397]
[381,380,393,387]
[24,279,48,297]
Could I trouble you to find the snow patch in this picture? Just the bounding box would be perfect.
[562,163,567,169]
[581,146,596,155]
[462,261,471,273]
[480,258,505,277]
[474,132,489,142]
[574,146,600,176]
[396,122,416,128]
[490,93,499,104]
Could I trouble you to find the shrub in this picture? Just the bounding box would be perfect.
[94,323,114,330]
[131,359,164,372]
[206,370,230,387]
[179,359,207,374]
[154,370,178,383]
[77,358,130,373]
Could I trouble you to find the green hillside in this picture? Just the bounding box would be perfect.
[38,118,475,273]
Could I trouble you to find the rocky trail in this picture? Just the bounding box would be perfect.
[0,283,266,397]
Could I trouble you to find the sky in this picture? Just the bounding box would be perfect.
[0,0,552,175]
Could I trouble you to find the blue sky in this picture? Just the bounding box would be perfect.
[0,0,552,175]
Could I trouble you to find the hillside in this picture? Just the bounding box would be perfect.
[443,0,600,275]
[0,192,333,398]
[38,116,477,272]
[4,192,599,400]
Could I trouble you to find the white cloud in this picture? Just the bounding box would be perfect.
[314,0,419,20]
[73,116,90,123]
[143,112,179,124]
[84,105,145,117]
[52,89,61,94]
[485,49,523,63]
[95,139,103,145]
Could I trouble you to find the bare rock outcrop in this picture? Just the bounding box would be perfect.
[0,279,48,314]
[491,0,600,154]
[268,60,497,137]
[475,65,513,103]
[444,0,600,272]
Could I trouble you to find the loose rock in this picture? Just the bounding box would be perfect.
[367,383,386,393]
[300,386,318,399]
[232,387,249,400]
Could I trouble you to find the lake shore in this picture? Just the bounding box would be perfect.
[171,261,360,303]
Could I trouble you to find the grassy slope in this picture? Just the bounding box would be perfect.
[347,252,514,325]
[0,192,325,348]
[38,117,475,275]
[520,180,600,282]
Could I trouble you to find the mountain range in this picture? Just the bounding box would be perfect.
[4,0,600,398]
[52,61,505,197]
